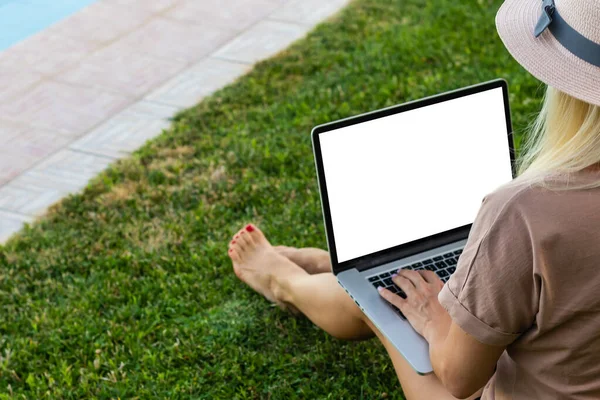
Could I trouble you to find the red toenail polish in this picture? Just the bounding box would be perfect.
[229,249,233,253]
[232,240,236,244]
[246,224,254,232]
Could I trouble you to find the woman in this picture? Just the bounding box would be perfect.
[228,0,600,398]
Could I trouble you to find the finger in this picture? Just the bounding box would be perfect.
[377,287,406,308]
[394,269,416,288]
[420,270,442,284]
[392,274,417,297]
[398,269,425,288]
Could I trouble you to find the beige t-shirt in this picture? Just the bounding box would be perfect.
[439,171,600,399]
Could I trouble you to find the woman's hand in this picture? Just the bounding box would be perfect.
[378,269,451,342]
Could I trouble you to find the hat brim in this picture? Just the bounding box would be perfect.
[496,0,600,106]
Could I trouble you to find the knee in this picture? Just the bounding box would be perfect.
[318,261,333,273]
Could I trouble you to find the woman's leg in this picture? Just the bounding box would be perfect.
[230,226,372,339]
[229,225,484,400]
[274,246,332,274]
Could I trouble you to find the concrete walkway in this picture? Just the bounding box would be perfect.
[0,0,349,243]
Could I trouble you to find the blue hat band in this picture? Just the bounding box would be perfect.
[535,0,600,68]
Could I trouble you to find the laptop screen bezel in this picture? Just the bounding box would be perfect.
[311,79,515,275]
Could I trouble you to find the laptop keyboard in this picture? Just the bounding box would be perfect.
[367,248,463,319]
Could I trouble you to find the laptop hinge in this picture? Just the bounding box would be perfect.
[351,226,470,272]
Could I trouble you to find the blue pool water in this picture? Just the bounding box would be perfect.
[0,0,98,51]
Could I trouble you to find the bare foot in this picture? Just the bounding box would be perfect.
[228,224,306,313]
[273,246,332,274]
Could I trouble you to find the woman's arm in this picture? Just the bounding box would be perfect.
[378,269,505,398]
[425,317,504,399]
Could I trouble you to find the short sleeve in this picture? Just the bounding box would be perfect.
[438,187,537,347]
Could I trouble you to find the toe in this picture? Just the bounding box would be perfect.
[246,224,269,246]
[230,229,245,250]
[240,224,257,246]
[229,238,241,253]
[232,237,247,256]
[236,230,251,250]
[229,247,241,263]
[232,229,244,242]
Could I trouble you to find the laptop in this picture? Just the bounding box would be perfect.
[311,79,515,374]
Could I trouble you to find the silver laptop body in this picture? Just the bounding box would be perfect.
[311,79,515,374]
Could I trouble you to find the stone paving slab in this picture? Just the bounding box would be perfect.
[166,0,281,32]
[0,0,351,243]
[213,20,311,64]
[0,211,33,244]
[0,120,71,184]
[0,32,97,77]
[0,150,115,217]
[146,58,251,109]
[46,1,153,46]
[0,153,35,186]
[107,17,235,64]
[55,45,188,97]
[70,101,178,158]
[270,0,350,26]
[0,66,43,104]
[102,0,179,13]
[0,80,133,135]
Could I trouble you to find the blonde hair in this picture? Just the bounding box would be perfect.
[513,86,600,190]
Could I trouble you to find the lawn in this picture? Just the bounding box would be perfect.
[0,0,543,398]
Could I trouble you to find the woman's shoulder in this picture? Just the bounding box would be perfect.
[482,172,600,226]
[480,180,537,218]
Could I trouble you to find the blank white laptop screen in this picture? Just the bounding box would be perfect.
[319,87,513,263]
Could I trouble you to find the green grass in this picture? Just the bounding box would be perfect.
[0,0,543,398]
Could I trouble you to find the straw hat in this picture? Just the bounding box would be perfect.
[496,0,600,107]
